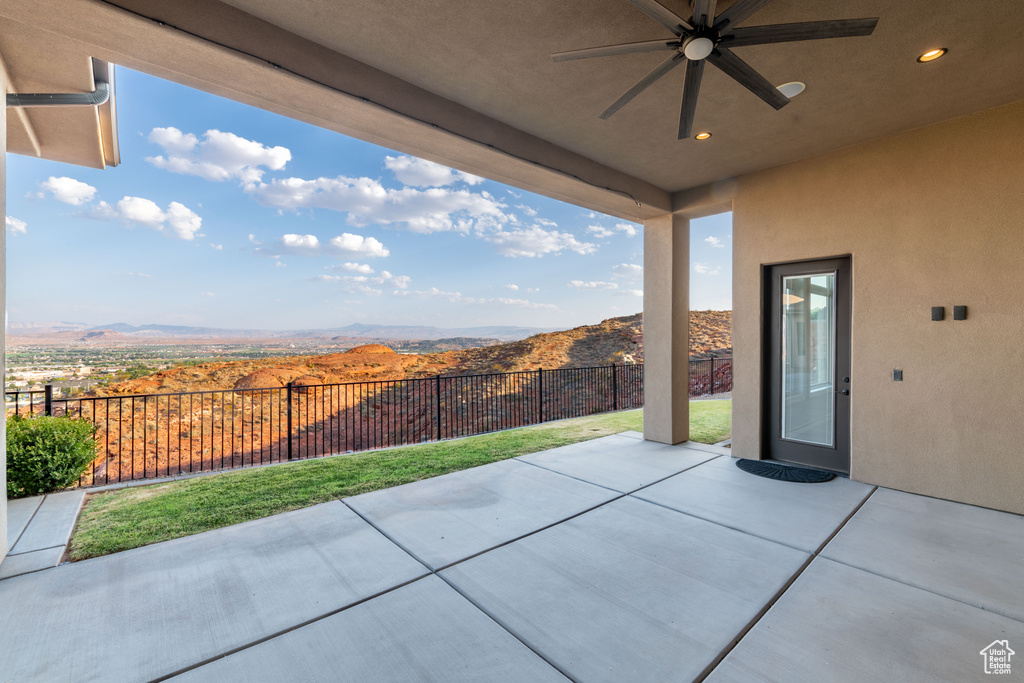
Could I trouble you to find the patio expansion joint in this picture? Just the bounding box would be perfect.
[145,571,433,683]
[622,454,724,495]
[693,485,880,682]
[514,451,723,497]
[429,570,581,683]
[4,542,64,558]
[337,492,644,683]
[623,495,814,555]
[6,495,45,551]
[511,457,634,494]
[813,556,1024,627]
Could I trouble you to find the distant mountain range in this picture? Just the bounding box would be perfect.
[6,321,555,342]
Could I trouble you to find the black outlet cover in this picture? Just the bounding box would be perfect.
[893,369,903,381]
[931,306,944,321]
[953,305,967,320]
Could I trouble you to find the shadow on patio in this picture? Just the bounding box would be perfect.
[1,432,1020,681]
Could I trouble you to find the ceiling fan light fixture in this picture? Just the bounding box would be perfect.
[683,36,714,61]
[917,48,947,63]
[695,131,712,140]
[776,81,806,98]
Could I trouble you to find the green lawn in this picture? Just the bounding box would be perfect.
[69,401,730,561]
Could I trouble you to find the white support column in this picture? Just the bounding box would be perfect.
[1,61,9,560]
[643,212,689,444]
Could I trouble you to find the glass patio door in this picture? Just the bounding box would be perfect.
[765,258,851,472]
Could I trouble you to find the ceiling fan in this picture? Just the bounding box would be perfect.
[552,0,878,139]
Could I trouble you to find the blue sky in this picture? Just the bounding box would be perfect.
[5,68,731,331]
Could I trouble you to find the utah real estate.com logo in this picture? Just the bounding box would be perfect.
[980,640,1014,675]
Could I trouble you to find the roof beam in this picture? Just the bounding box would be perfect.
[0,0,671,220]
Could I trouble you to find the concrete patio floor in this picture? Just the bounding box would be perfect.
[1,431,1021,682]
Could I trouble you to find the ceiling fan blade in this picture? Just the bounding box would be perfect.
[721,18,879,47]
[678,58,705,139]
[707,47,789,110]
[553,39,681,62]
[600,52,687,120]
[713,0,773,31]
[625,0,694,35]
[692,0,717,28]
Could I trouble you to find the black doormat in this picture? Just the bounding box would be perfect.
[735,459,835,483]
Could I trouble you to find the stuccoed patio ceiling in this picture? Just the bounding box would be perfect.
[3,0,1023,219]
[215,0,1024,188]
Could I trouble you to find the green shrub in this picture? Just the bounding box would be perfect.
[6,415,97,498]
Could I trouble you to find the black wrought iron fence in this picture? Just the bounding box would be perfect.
[5,359,728,487]
[689,356,733,397]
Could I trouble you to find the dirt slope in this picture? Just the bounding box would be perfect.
[98,311,730,395]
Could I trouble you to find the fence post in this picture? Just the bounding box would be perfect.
[611,365,618,411]
[537,368,544,424]
[286,381,294,461]
[435,375,442,442]
[44,384,53,416]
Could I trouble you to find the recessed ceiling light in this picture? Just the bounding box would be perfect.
[776,82,806,99]
[917,48,947,63]
[695,132,712,140]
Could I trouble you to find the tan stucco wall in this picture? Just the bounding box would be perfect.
[643,212,689,444]
[732,100,1024,514]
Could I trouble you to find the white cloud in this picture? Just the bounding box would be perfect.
[396,288,555,310]
[567,280,618,290]
[515,205,538,217]
[376,270,411,289]
[705,236,724,248]
[492,297,558,310]
[210,243,223,250]
[329,234,390,258]
[622,289,644,297]
[279,234,321,256]
[398,287,468,303]
[504,284,520,291]
[247,175,508,234]
[164,202,203,240]
[201,291,215,297]
[587,222,639,239]
[612,263,643,279]
[527,287,540,293]
[40,177,97,205]
[88,197,203,240]
[272,233,387,260]
[485,226,596,258]
[117,197,165,228]
[310,268,409,295]
[266,234,392,261]
[384,155,484,187]
[329,262,375,274]
[146,127,291,184]
[127,272,153,278]
[5,216,27,235]
[693,262,721,275]
[615,222,639,237]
